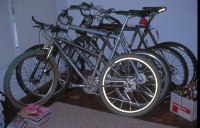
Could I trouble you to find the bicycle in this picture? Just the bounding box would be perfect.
[91,7,189,88]
[15,10,88,98]
[4,9,162,118]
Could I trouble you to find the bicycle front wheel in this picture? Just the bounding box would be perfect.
[18,44,71,98]
[4,50,58,109]
[99,54,161,117]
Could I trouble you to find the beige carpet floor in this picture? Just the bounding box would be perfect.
[42,102,177,128]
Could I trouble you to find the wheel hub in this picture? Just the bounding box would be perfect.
[169,65,178,75]
[124,77,137,93]
[136,73,147,84]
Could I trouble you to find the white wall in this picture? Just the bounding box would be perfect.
[57,0,197,58]
[14,0,57,54]
[0,0,57,93]
[0,0,16,69]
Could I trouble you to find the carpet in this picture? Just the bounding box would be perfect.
[43,102,177,128]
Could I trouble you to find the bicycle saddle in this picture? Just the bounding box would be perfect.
[142,7,167,13]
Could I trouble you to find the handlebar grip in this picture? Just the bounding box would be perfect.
[32,16,53,29]
[33,25,40,28]
[32,16,45,25]
[70,5,80,9]
[82,2,92,8]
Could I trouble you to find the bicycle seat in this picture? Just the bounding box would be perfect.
[112,10,129,15]
[129,9,151,17]
[142,7,167,13]
[113,9,150,17]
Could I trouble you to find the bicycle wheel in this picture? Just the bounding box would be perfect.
[158,41,197,84]
[99,54,161,117]
[17,44,71,98]
[4,50,58,109]
[131,49,171,102]
[148,45,188,89]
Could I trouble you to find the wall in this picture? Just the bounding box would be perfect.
[0,0,57,93]
[0,0,15,70]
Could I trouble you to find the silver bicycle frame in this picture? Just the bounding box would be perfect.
[50,14,139,87]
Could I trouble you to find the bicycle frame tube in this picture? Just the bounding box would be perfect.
[137,14,159,49]
[66,22,134,60]
[51,37,128,87]
[137,29,148,49]
[52,38,100,85]
[146,28,159,46]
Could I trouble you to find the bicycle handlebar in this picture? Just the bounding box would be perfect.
[82,2,93,8]
[69,5,80,9]
[69,2,114,18]
[56,9,73,26]
[56,2,121,26]
[32,16,51,28]
[32,16,68,33]
[70,2,93,11]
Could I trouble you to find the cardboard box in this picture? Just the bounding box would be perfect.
[170,92,197,121]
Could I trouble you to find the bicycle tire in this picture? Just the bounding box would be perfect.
[17,44,72,98]
[25,44,45,51]
[147,45,188,89]
[99,54,161,117]
[131,49,171,102]
[158,41,197,84]
[4,50,58,109]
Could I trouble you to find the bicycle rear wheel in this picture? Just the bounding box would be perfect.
[148,45,188,89]
[99,54,161,117]
[4,50,58,109]
[158,41,197,84]
[131,49,171,102]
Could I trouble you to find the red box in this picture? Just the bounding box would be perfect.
[170,92,197,121]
